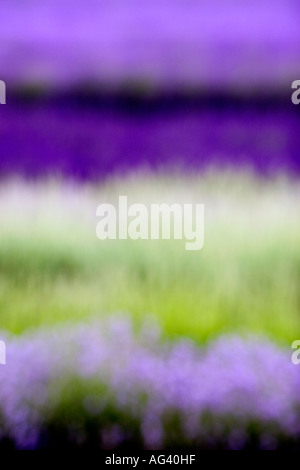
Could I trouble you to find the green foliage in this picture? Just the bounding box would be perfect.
[0,172,299,344]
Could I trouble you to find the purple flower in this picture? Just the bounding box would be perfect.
[0,316,299,449]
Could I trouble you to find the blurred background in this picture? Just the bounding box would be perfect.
[0,0,300,177]
[0,0,300,450]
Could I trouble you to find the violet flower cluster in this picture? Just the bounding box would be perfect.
[0,316,299,449]
[1,0,299,90]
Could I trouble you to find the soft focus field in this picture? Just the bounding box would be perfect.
[0,171,299,344]
[2,317,300,450]
[2,0,300,451]
[1,0,299,91]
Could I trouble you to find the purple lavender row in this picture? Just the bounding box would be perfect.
[0,105,299,178]
[0,316,299,449]
[1,0,299,91]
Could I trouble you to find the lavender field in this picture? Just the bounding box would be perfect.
[0,103,299,179]
[1,317,300,450]
[0,173,299,449]
[1,0,300,92]
[0,0,300,451]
